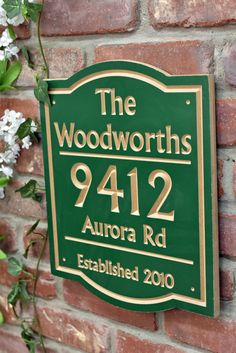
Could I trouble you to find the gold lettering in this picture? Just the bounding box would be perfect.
[145,132,156,152]
[166,125,180,154]
[95,88,111,115]
[112,130,130,151]
[156,130,165,153]
[54,122,74,147]
[124,96,136,115]
[74,129,86,148]
[100,124,112,150]
[130,131,144,152]
[87,130,100,149]
[81,215,95,235]
[181,134,192,154]
[111,88,123,116]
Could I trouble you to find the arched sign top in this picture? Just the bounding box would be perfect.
[40,60,219,317]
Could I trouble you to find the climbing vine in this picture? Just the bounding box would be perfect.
[0,1,50,352]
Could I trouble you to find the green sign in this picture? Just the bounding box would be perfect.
[40,61,219,317]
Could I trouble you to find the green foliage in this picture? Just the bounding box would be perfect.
[0,249,7,260]
[21,324,37,353]
[0,60,22,92]
[0,176,10,188]
[16,118,33,139]
[26,220,40,236]
[7,280,31,308]
[8,256,24,276]
[2,0,22,19]
[0,311,4,325]
[34,79,51,105]
[3,0,42,22]
[15,179,42,202]
[25,0,42,22]
[7,25,16,40]
[21,46,33,69]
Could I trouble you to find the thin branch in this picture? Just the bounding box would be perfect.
[31,232,48,353]
[37,0,49,79]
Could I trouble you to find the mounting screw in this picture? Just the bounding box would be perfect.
[186,99,191,105]
[52,100,56,105]
[191,287,195,292]
[62,257,66,262]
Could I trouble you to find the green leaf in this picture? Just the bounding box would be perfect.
[15,179,37,198]
[26,220,40,236]
[7,25,16,40]
[0,311,4,325]
[21,46,33,69]
[25,1,42,22]
[16,118,33,139]
[19,280,31,301]
[2,0,22,19]
[21,326,36,353]
[8,257,23,276]
[34,79,51,105]
[0,59,7,78]
[0,84,14,92]
[32,193,42,202]
[0,235,5,241]
[7,282,20,306]
[0,249,7,260]
[1,60,21,86]
[0,176,10,187]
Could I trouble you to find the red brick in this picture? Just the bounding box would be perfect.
[0,328,28,353]
[223,42,236,87]
[0,292,18,324]
[17,48,84,86]
[0,261,56,299]
[0,180,47,220]
[220,269,235,301]
[233,163,236,198]
[0,23,30,39]
[95,41,214,75]
[16,143,44,176]
[219,214,236,256]
[149,0,236,28]
[63,280,157,331]
[36,305,110,353]
[23,225,49,261]
[218,159,224,198]
[27,268,56,299]
[116,330,185,353]
[0,98,39,119]
[41,0,138,36]
[217,99,236,146]
[0,219,17,253]
[165,309,236,353]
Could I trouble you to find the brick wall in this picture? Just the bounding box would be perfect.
[0,1,236,352]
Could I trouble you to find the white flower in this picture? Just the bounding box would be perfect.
[30,120,37,133]
[7,13,24,26]
[0,28,13,47]
[0,165,13,177]
[0,1,7,27]
[0,187,5,199]
[22,136,32,149]
[4,44,19,59]
[0,49,5,60]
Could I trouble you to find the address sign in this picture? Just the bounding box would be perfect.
[40,60,219,317]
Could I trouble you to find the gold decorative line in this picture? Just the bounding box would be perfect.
[64,236,194,265]
[48,70,202,95]
[59,151,191,165]
[45,104,59,267]
[57,265,205,306]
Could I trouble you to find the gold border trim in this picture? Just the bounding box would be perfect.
[44,69,207,307]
